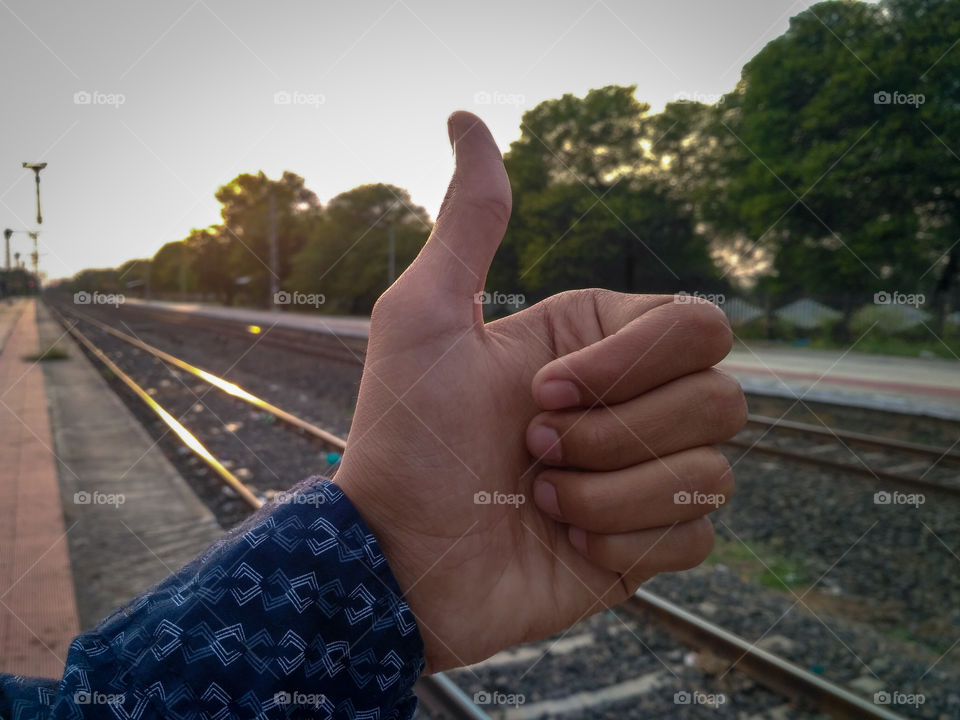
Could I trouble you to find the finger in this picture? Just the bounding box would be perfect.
[526,368,747,470]
[533,446,733,533]
[403,111,511,310]
[533,296,732,411]
[568,516,715,579]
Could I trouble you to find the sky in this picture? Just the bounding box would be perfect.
[0,0,859,281]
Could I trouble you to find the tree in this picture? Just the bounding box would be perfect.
[184,226,234,305]
[489,85,720,300]
[116,258,151,297]
[215,171,321,307]
[150,240,194,296]
[714,0,960,324]
[287,184,431,314]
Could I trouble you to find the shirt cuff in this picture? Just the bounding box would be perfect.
[47,476,425,719]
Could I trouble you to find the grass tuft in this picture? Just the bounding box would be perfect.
[22,344,70,362]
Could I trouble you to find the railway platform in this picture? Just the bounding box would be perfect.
[0,299,225,678]
[33,300,224,628]
[0,299,79,677]
[726,343,960,420]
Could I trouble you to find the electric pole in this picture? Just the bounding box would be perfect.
[269,190,279,310]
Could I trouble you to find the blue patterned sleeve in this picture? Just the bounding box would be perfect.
[0,477,425,720]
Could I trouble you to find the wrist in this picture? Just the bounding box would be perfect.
[332,459,442,671]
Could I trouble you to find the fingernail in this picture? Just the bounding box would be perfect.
[528,425,562,463]
[538,380,580,410]
[533,479,560,517]
[568,526,588,555]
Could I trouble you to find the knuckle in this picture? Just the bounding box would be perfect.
[687,302,733,355]
[682,518,716,568]
[714,454,735,501]
[682,446,734,501]
[704,370,748,435]
[702,447,734,498]
[370,290,397,328]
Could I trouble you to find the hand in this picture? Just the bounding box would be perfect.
[334,112,747,673]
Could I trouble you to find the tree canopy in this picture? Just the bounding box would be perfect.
[58,0,960,339]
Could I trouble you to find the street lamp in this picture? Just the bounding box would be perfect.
[22,162,47,224]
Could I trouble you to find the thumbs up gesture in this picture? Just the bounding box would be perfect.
[335,112,746,673]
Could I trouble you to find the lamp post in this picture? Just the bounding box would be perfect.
[22,162,47,224]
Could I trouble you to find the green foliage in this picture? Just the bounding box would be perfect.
[216,171,321,307]
[715,0,960,309]
[491,86,722,299]
[184,227,234,305]
[287,184,431,314]
[150,241,195,296]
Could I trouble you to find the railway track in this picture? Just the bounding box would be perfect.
[727,415,960,497]
[49,303,918,720]
[59,301,960,499]
[90,301,368,366]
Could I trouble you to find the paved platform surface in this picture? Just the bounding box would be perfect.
[723,344,960,420]
[0,298,27,352]
[0,299,80,677]
[35,301,224,630]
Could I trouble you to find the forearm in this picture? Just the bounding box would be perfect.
[0,477,425,719]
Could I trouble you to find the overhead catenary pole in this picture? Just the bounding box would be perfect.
[388,223,396,286]
[28,231,39,277]
[269,190,279,310]
[3,229,11,271]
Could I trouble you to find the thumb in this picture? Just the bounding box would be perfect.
[407,111,512,305]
